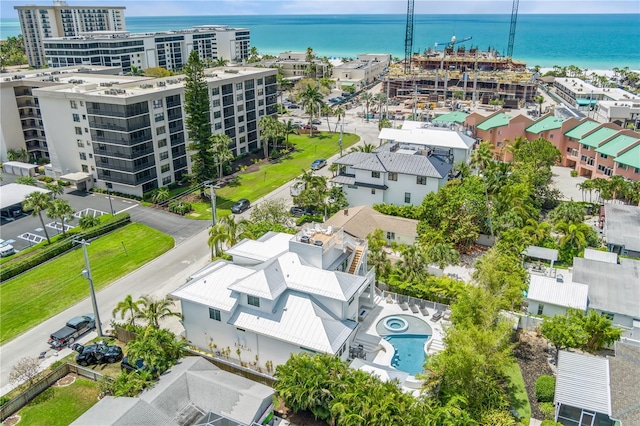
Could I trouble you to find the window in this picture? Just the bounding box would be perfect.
[239,136,246,144]
[238,115,244,122]
[236,93,243,101]
[371,171,380,178]
[257,78,263,85]
[599,153,608,159]
[215,123,222,130]
[153,99,163,109]
[77,140,84,148]
[635,168,640,174]
[213,99,220,107]
[82,114,86,120]
[404,192,411,203]
[416,176,427,185]
[212,87,220,96]
[79,152,87,160]
[70,100,77,109]
[247,295,260,307]
[388,172,397,181]
[155,112,164,122]
[162,176,172,185]
[156,126,166,135]
[582,144,590,151]
[158,139,167,148]
[602,312,614,320]
[75,126,82,135]
[81,164,89,172]
[161,164,170,173]
[371,188,376,194]
[235,83,243,90]
[237,104,244,112]
[214,111,221,119]
[159,151,169,160]
[209,308,221,321]
[537,304,544,315]
[387,231,395,240]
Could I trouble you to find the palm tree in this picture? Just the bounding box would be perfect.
[128,65,144,76]
[208,215,254,255]
[45,181,65,199]
[349,143,376,153]
[135,295,182,329]
[378,117,392,131]
[151,188,170,204]
[6,148,28,162]
[555,221,591,252]
[373,93,387,118]
[210,133,234,180]
[320,104,332,131]
[259,116,277,158]
[47,198,74,236]
[366,229,390,283]
[484,161,511,195]
[328,163,339,177]
[534,94,544,116]
[112,294,141,326]
[608,175,627,202]
[471,141,494,172]
[333,106,345,133]
[79,213,100,229]
[425,242,460,271]
[281,119,298,146]
[360,92,373,122]
[299,85,324,137]
[22,191,52,244]
[213,58,229,67]
[395,244,428,282]
[522,219,551,245]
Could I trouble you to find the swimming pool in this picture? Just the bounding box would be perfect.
[376,314,432,376]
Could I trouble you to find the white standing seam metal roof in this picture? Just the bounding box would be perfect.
[555,351,611,416]
[527,275,589,310]
[378,127,475,150]
[225,232,294,263]
[229,292,357,353]
[583,248,618,264]
[170,261,253,311]
[524,246,559,262]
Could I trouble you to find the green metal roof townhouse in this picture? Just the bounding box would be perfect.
[579,127,619,148]
[564,120,600,140]
[614,144,640,171]
[432,111,469,124]
[595,134,640,158]
[476,113,513,131]
[525,115,565,135]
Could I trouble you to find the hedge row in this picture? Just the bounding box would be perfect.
[0,213,131,282]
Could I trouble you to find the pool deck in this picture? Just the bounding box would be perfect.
[353,296,448,369]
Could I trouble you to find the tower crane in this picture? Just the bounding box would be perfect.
[404,0,414,74]
[507,0,519,59]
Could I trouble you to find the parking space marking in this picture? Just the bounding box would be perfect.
[46,221,75,232]
[74,208,107,218]
[17,233,46,244]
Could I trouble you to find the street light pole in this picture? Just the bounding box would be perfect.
[76,239,103,337]
[204,181,218,257]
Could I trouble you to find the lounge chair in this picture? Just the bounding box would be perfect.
[443,310,452,321]
[420,306,430,316]
[410,304,419,314]
[399,302,409,311]
[430,310,443,322]
[385,294,394,304]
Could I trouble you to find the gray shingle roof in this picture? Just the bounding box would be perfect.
[609,343,640,425]
[572,257,640,318]
[336,151,452,178]
[605,204,640,252]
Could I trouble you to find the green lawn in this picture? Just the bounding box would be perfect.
[0,223,174,344]
[17,378,99,426]
[505,359,531,426]
[186,131,360,219]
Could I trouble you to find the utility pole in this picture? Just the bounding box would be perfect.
[76,239,103,337]
[204,181,218,257]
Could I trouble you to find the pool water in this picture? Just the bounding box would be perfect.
[384,334,429,375]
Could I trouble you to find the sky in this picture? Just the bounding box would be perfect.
[2,0,639,18]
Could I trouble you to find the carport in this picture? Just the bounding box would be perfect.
[60,172,93,192]
[2,161,39,177]
[0,183,51,219]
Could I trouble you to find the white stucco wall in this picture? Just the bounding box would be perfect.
[526,301,568,318]
[0,85,25,162]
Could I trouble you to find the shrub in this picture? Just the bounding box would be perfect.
[0,395,11,407]
[296,214,323,226]
[535,375,556,402]
[38,176,54,183]
[168,201,192,215]
[541,421,562,426]
[570,170,578,177]
[539,402,556,421]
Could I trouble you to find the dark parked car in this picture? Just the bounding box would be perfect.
[288,104,300,109]
[121,356,148,373]
[48,314,95,350]
[311,159,327,170]
[73,341,123,366]
[290,206,308,217]
[231,198,250,214]
[302,124,318,131]
[311,119,322,125]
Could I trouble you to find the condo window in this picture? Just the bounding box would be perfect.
[416,176,427,185]
[582,144,590,151]
[236,94,243,101]
[70,100,77,109]
[371,171,380,178]
[599,153,608,159]
[387,231,395,240]
[153,99,163,109]
[161,164,170,173]
[235,83,243,91]
[257,78,263,85]
[162,176,171,185]
[159,151,169,160]
[155,112,164,122]
[213,99,220,107]
[156,126,166,135]
[404,192,411,203]
[247,295,260,307]
[79,152,87,160]
[212,87,220,96]
[371,188,376,194]
[77,140,84,148]
[388,172,398,181]
[158,139,167,148]
[81,165,88,173]
[537,304,544,315]
[209,308,221,321]
[75,126,82,135]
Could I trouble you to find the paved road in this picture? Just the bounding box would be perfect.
[0,105,378,395]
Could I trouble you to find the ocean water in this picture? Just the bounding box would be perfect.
[2,14,639,70]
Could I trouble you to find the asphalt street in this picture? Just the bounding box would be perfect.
[0,101,378,395]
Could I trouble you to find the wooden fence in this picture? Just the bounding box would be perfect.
[184,348,276,387]
[0,363,107,421]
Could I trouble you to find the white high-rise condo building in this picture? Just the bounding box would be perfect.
[14,1,126,68]
[43,26,251,73]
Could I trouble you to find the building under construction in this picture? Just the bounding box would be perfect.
[384,47,537,107]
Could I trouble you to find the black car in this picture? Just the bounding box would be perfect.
[290,206,306,217]
[121,356,148,373]
[73,341,123,366]
[231,198,250,214]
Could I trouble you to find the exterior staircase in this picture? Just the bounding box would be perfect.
[348,246,364,274]
[428,337,445,354]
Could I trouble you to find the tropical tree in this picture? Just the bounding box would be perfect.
[554,221,598,262]
[6,148,28,162]
[150,188,170,204]
[184,50,214,189]
[320,103,333,131]
[378,117,392,131]
[394,244,428,282]
[472,247,528,310]
[360,92,373,121]
[333,106,345,132]
[210,133,234,180]
[248,199,290,226]
[534,95,544,116]
[78,213,100,229]
[541,309,622,355]
[281,119,298,145]
[208,215,254,255]
[425,241,460,271]
[349,143,376,153]
[299,84,324,137]
[471,141,494,172]
[293,170,328,211]
[366,229,390,283]
[135,295,182,329]
[45,181,65,199]
[373,92,388,118]
[22,191,52,244]
[522,219,552,246]
[328,163,339,177]
[127,65,144,76]
[259,115,278,158]
[125,327,185,377]
[16,176,37,186]
[47,198,74,236]
[112,294,141,326]
[547,201,585,226]
[213,58,229,67]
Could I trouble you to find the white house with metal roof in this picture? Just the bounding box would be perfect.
[331,149,453,208]
[526,274,589,317]
[171,227,375,367]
